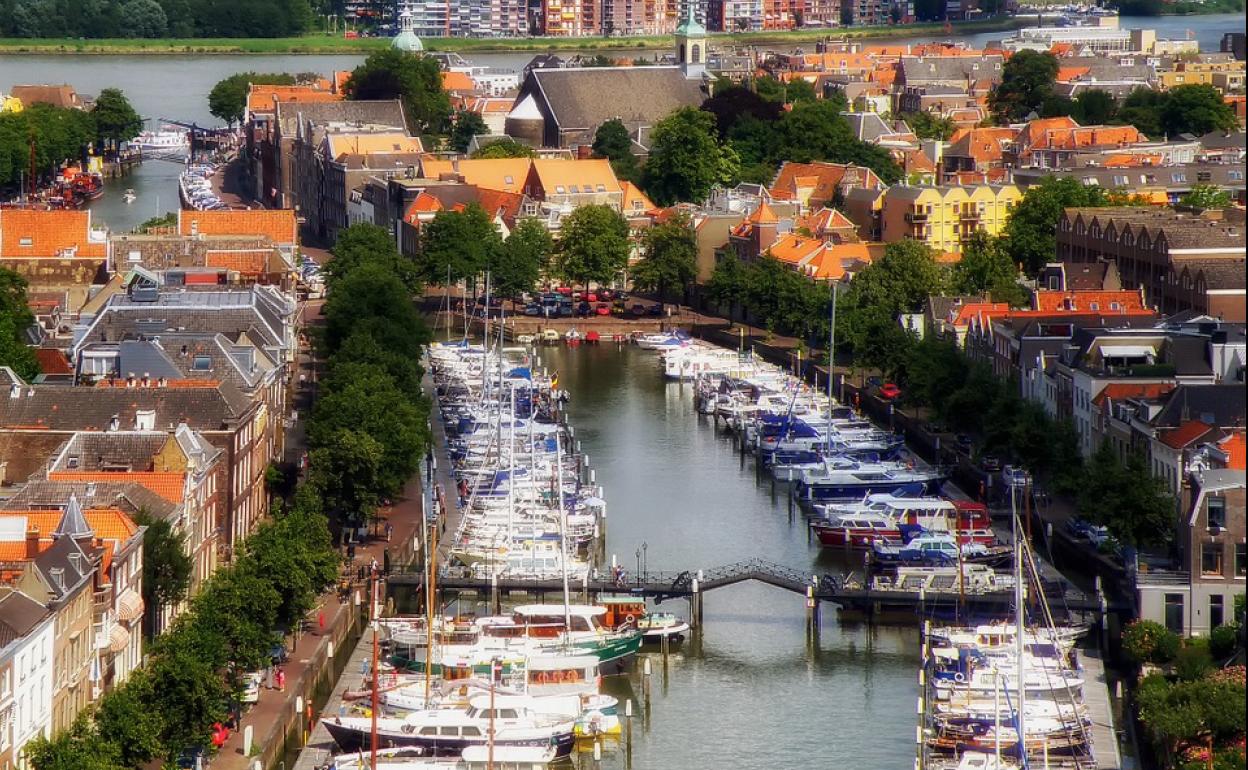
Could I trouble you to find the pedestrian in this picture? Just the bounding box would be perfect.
[265,665,274,690]
[276,667,286,692]
[318,610,325,634]
[385,522,393,542]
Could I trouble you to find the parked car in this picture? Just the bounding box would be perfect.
[595,303,611,316]
[865,376,882,389]
[586,292,598,303]
[1086,524,1111,548]
[648,303,663,317]
[979,455,1002,472]
[878,382,901,400]
[598,289,614,300]
[523,303,542,317]
[1066,518,1094,539]
[630,303,646,316]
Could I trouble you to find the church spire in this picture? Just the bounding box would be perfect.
[52,494,94,541]
[675,3,706,80]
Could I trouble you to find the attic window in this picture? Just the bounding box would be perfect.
[596,184,606,193]
[1110,302,1121,311]
[556,186,566,194]
[1089,302,1100,311]
[504,175,514,185]
[569,185,579,193]
[192,355,213,371]
[18,237,32,247]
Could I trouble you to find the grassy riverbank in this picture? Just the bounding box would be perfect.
[0,17,1026,54]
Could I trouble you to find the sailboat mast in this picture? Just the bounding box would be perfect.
[554,430,573,636]
[425,519,438,708]
[827,279,837,445]
[1012,484,1027,766]
[370,567,380,767]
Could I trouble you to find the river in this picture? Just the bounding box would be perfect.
[0,12,1240,232]
[519,344,919,770]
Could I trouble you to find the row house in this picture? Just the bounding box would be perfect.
[872,183,1021,256]
[315,131,424,244]
[767,161,882,212]
[1136,450,1245,636]
[1056,207,1247,322]
[1009,118,1146,170]
[1012,163,1247,203]
[0,589,54,769]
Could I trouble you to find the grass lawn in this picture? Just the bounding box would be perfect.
[0,18,1027,55]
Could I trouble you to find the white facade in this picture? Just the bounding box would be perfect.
[2,615,54,764]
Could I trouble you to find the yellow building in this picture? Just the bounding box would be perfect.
[1155,59,1246,91]
[0,94,22,113]
[879,184,1021,255]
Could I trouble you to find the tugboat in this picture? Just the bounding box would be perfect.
[60,165,104,203]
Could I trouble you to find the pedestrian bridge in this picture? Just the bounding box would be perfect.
[385,559,1107,620]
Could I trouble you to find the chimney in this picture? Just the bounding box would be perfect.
[108,414,119,432]
[126,373,136,388]
[142,372,151,388]
[25,526,40,558]
[8,383,18,399]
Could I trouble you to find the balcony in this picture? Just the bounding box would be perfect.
[904,210,929,223]
[959,208,982,220]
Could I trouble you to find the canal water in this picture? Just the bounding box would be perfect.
[0,11,1238,232]
[531,344,920,770]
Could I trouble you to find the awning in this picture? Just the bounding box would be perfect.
[1100,344,1154,358]
[108,624,131,654]
[116,588,144,624]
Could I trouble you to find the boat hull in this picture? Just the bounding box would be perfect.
[322,720,575,757]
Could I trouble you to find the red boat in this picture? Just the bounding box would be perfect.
[810,512,902,548]
[585,330,601,344]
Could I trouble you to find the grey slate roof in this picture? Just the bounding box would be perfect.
[1153,383,1248,429]
[30,536,93,603]
[52,494,92,539]
[897,55,1003,85]
[0,591,49,647]
[525,67,706,131]
[276,99,407,137]
[6,480,176,521]
[49,431,168,471]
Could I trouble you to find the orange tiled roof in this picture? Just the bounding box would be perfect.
[48,471,186,503]
[34,348,73,375]
[247,85,341,114]
[0,209,106,259]
[1032,289,1145,313]
[1091,382,1176,408]
[619,182,656,215]
[748,201,779,225]
[404,192,444,223]
[442,71,477,93]
[1159,420,1218,450]
[475,188,524,223]
[1218,430,1245,471]
[0,509,140,544]
[1056,66,1091,82]
[808,242,881,280]
[178,209,297,244]
[205,249,271,275]
[950,302,1011,327]
[769,234,826,265]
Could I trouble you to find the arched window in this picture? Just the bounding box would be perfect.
[691,43,702,64]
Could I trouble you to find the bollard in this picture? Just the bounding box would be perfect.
[642,658,652,677]
[243,725,253,756]
[625,699,633,718]
[593,740,602,762]
[328,640,334,659]
[590,469,596,484]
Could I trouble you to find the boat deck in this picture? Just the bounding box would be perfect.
[1081,646,1124,770]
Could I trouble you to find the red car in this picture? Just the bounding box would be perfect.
[595,303,611,315]
[586,292,598,303]
[879,382,901,400]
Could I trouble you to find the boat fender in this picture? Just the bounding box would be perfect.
[954,672,965,683]
[623,613,637,626]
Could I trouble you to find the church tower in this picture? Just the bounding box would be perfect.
[674,5,706,80]
[391,2,424,52]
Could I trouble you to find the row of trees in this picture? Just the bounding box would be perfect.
[989,50,1238,138]
[0,0,315,38]
[0,268,42,380]
[0,89,142,189]
[26,496,338,768]
[312,224,433,531]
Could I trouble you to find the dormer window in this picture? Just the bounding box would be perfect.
[192,355,212,371]
[18,237,32,247]
[555,186,566,194]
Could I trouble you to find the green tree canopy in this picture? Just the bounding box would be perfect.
[344,50,453,135]
[951,231,1027,306]
[496,218,553,296]
[309,428,386,527]
[0,268,40,381]
[1002,176,1113,276]
[324,222,420,291]
[700,86,783,138]
[91,88,142,147]
[592,118,640,183]
[632,211,698,301]
[242,503,339,628]
[1072,88,1117,125]
[92,669,164,767]
[989,50,1060,123]
[207,72,294,126]
[1117,86,1166,137]
[24,713,126,770]
[901,110,956,141]
[470,138,537,158]
[418,203,503,285]
[322,262,428,356]
[448,109,489,153]
[754,75,818,104]
[845,239,948,318]
[1180,183,1233,210]
[133,511,192,637]
[144,626,231,759]
[1078,443,1176,547]
[120,0,168,37]
[1160,83,1240,137]
[644,107,739,206]
[553,204,631,288]
[189,562,281,671]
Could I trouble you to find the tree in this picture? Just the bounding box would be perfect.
[951,231,1027,306]
[0,268,40,381]
[699,86,783,138]
[243,504,339,628]
[1179,184,1233,210]
[496,218,553,296]
[901,110,956,141]
[325,222,420,291]
[323,263,430,357]
[989,50,1060,123]
[705,252,748,312]
[308,428,386,527]
[133,512,192,637]
[1161,84,1239,137]
[643,107,739,206]
[1078,443,1176,547]
[93,670,165,767]
[448,109,489,153]
[754,75,817,104]
[92,88,142,150]
[1072,88,1117,125]
[591,118,640,183]
[1002,176,1112,276]
[24,714,126,770]
[120,0,168,36]
[207,72,294,126]
[1117,87,1167,138]
[144,628,231,760]
[632,211,697,301]
[190,562,281,671]
[770,100,903,184]
[470,138,536,158]
[844,239,948,318]
[553,205,631,288]
[417,203,503,286]
[330,328,425,402]
[1122,619,1181,664]
[344,49,453,135]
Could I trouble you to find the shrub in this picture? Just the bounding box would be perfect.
[1122,619,1181,665]
[1175,638,1213,682]
[1209,624,1240,660]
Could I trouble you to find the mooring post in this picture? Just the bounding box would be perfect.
[490,573,500,615]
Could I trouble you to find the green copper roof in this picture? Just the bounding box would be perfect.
[675,6,705,35]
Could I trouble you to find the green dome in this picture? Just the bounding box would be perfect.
[675,8,705,35]
[392,29,423,51]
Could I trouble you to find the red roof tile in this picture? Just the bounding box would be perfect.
[1158,420,1217,450]
[1091,382,1176,408]
[0,210,106,259]
[48,471,185,502]
[178,209,297,244]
